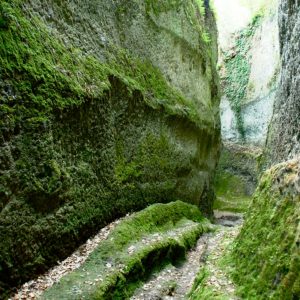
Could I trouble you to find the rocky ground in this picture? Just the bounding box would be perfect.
[10,212,242,300]
[190,213,242,300]
[9,215,130,300]
[131,211,243,300]
[131,234,209,300]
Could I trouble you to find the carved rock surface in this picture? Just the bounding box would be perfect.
[0,1,220,297]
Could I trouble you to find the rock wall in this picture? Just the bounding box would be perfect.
[219,5,280,146]
[214,142,261,212]
[265,0,300,165]
[213,0,280,212]
[0,0,220,297]
[232,1,300,298]
[214,1,280,207]
[232,158,300,299]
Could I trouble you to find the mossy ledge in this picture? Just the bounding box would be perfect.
[231,159,300,299]
[40,201,211,299]
[0,0,220,298]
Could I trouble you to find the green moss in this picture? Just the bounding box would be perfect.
[189,267,232,300]
[223,14,262,138]
[145,0,183,15]
[145,0,214,45]
[0,94,206,298]
[189,227,238,300]
[40,201,211,299]
[0,0,219,297]
[230,160,300,299]
[214,172,251,213]
[195,0,206,16]
[96,201,206,253]
[0,1,212,134]
[213,143,259,213]
[201,32,211,44]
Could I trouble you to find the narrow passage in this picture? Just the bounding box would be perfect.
[10,211,242,300]
[132,211,243,300]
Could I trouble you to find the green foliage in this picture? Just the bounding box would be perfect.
[230,161,300,299]
[201,32,211,44]
[193,0,213,44]
[40,201,211,299]
[223,14,262,139]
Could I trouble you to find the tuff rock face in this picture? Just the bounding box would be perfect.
[232,158,300,299]
[217,0,280,146]
[0,0,220,297]
[265,0,300,165]
[232,1,300,298]
[213,2,280,211]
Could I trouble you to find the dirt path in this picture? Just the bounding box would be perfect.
[9,215,129,300]
[130,234,210,300]
[131,211,243,300]
[190,212,243,299]
[10,211,242,300]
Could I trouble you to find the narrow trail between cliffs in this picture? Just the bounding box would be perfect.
[11,211,243,300]
[131,211,243,300]
[10,215,130,300]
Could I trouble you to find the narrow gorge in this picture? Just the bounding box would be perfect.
[0,0,299,299]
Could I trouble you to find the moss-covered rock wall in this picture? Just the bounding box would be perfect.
[231,1,300,298]
[232,159,300,299]
[214,142,261,212]
[264,0,300,166]
[217,1,280,145]
[0,0,220,297]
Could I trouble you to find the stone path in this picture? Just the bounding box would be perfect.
[131,211,243,300]
[10,211,242,300]
[193,217,242,299]
[9,215,130,300]
[131,234,210,300]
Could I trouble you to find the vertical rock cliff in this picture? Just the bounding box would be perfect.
[0,0,220,297]
[217,0,280,146]
[265,0,300,165]
[213,0,280,212]
[232,1,300,298]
